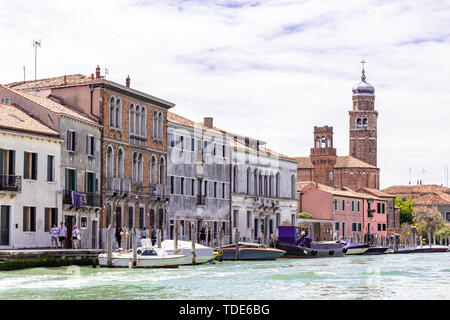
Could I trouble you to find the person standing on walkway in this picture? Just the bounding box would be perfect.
[115,226,122,248]
[72,225,80,249]
[141,227,148,239]
[58,222,67,249]
[50,224,59,248]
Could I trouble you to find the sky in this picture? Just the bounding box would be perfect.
[0,0,449,189]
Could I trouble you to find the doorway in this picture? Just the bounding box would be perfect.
[115,206,122,228]
[65,215,76,248]
[92,220,98,249]
[0,206,10,246]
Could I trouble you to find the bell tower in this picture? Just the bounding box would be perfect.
[349,60,378,166]
[310,126,337,187]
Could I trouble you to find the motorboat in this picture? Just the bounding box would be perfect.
[270,226,345,258]
[217,242,286,260]
[385,245,417,254]
[160,240,214,265]
[363,246,389,255]
[415,245,449,253]
[98,239,185,268]
[340,240,369,255]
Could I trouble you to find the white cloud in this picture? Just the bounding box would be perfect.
[0,0,449,188]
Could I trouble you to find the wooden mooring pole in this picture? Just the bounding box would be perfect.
[235,229,240,260]
[433,232,436,246]
[174,220,178,255]
[131,228,137,268]
[106,224,113,267]
[428,232,431,247]
[218,227,224,262]
[191,223,196,265]
[157,229,162,248]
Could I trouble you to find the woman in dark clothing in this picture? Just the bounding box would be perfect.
[200,227,206,244]
[115,226,122,248]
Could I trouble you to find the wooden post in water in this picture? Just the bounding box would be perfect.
[191,223,196,265]
[428,232,431,247]
[218,227,224,262]
[235,229,240,260]
[157,229,162,248]
[106,224,113,267]
[131,228,137,268]
[393,234,398,253]
[433,232,436,246]
[440,233,442,246]
[272,231,276,248]
[174,220,178,255]
[420,235,423,248]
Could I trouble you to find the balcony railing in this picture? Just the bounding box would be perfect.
[106,177,131,194]
[196,195,206,205]
[129,134,147,147]
[63,190,103,208]
[149,184,171,198]
[0,175,22,192]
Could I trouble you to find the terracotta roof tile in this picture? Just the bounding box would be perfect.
[358,187,394,198]
[7,74,92,90]
[413,191,450,205]
[381,184,450,196]
[0,104,59,136]
[299,181,384,200]
[295,155,377,169]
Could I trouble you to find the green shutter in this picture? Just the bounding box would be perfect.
[65,168,69,190]
[74,169,77,191]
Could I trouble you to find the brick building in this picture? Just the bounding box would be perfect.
[296,65,380,191]
[7,67,175,247]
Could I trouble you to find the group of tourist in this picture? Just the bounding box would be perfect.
[49,222,81,249]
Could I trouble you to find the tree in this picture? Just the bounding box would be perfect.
[395,195,414,225]
[297,212,313,219]
[413,206,446,237]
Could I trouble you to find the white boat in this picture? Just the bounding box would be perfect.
[98,239,185,268]
[160,240,214,265]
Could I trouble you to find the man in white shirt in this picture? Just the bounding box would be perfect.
[58,222,67,249]
[50,224,59,249]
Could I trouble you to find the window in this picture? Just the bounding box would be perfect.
[139,207,145,229]
[276,212,280,227]
[24,152,37,180]
[44,208,58,232]
[233,166,238,193]
[352,223,356,232]
[150,155,157,183]
[191,138,195,152]
[23,207,36,232]
[128,206,134,228]
[335,222,339,230]
[204,180,208,197]
[291,214,295,226]
[1,97,10,104]
[86,135,95,156]
[117,148,124,179]
[382,224,386,231]
[291,175,296,199]
[106,146,114,178]
[382,203,385,214]
[377,223,381,231]
[109,97,115,128]
[115,99,122,128]
[247,211,252,228]
[65,168,77,191]
[67,130,76,152]
[334,199,338,211]
[233,210,238,228]
[446,212,450,222]
[170,176,174,194]
[180,177,184,195]
[159,157,165,184]
[358,223,361,232]
[191,179,195,196]
[80,217,88,228]
[357,201,360,212]
[130,104,135,135]
[342,200,345,211]
[351,201,355,212]
[222,145,226,158]
[377,203,381,213]
[247,168,251,194]
[222,182,225,198]
[85,172,97,193]
[212,144,216,156]
[47,155,55,182]
[214,182,217,198]
[141,107,146,137]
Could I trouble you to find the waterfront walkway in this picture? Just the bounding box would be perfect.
[0,248,104,261]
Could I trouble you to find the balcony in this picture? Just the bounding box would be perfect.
[0,175,22,192]
[196,195,206,206]
[106,177,131,194]
[129,134,147,147]
[149,184,171,200]
[63,190,103,208]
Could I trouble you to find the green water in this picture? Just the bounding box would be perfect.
[1,252,449,300]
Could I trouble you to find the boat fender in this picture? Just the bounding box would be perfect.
[311,250,317,256]
[329,250,334,256]
[343,247,348,254]
[137,250,142,255]
[303,250,308,255]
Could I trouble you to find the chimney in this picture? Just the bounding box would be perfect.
[204,117,213,128]
[63,75,67,84]
[91,73,94,80]
[126,75,130,88]
[95,65,101,79]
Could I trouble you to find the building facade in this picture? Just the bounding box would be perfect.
[167,114,232,245]
[0,104,62,249]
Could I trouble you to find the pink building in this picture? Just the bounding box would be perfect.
[299,182,388,240]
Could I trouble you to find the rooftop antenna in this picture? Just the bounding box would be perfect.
[23,66,26,82]
[408,168,412,185]
[32,39,41,95]
[421,169,425,185]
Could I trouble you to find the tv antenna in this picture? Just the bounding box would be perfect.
[33,39,41,94]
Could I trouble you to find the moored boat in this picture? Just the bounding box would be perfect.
[160,240,213,265]
[98,239,185,268]
[218,242,286,260]
[363,246,389,255]
[341,241,369,255]
[415,245,448,253]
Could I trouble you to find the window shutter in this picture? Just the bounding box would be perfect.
[73,132,76,151]
[85,173,88,193]
[31,153,37,180]
[74,169,77,191]
[30,207,36,232]
[23,207,27,231]
[45,208,49,232]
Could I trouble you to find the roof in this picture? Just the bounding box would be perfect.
[298,181,385,201]
[381,184,450,196]
[0,104,59,137]
[168,111,295,161]
[295,155,378,169]
[7,74,92,90]
[413,191,450,206]
[1,85,95,124]
[358,187,394,198]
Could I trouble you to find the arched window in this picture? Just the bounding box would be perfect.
[291,175,296,199]
[159,157,165,184]
[233,166,238,193]
[138,153,143,183]
[254,169,258,196]
[129,104,135,135]
[269,175,273,197]
[109,98,115,128]
[259,172,263,196]
[327,137,332,148]
[150,155,157,184]
[276,172,280,197]
[356,118,362,125]
[135,106,141,136]
[315,137,320,148]
[320,136,326,148]
[153,111,158,139]
[247,168,251,194]
[115,99,122,128]
[141,107,146,137]
[132,152,138,182]
[362,118,368,125]
[117,148,124,179]
[106,146,114,177]
[158,112,163,139]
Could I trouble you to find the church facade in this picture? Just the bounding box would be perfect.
[296,64,380,191]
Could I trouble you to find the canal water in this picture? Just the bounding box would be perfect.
[0,252,449,300]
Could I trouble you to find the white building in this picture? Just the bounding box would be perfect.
[230,137,298,243]
[0,104,62,249]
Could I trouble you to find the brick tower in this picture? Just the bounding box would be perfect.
[349,60,378,166]
[310,126,337,187]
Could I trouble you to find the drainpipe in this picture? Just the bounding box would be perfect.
[98,86,104,249]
